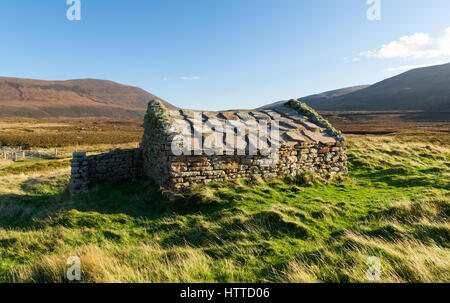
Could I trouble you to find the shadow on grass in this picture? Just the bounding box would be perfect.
[0,178,236,231]
[348,156,449,190]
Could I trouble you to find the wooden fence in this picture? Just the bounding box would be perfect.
[0,147,59,161]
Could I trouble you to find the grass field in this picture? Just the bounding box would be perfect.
[0,131,448,283]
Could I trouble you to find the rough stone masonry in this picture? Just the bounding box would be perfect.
[69,148,142,195]
[69,99,348,195]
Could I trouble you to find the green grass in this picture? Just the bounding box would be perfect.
[0,132,448,283]
[0,159,71,177]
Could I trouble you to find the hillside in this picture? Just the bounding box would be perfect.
[299,63,450,111]
[260,86,369,110]
[0,77,176,119]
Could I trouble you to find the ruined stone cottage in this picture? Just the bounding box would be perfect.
[69,99,348,195]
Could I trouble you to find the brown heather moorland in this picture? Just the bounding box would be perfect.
[0,119,143,148]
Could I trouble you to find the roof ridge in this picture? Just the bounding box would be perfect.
[284,99,343,139]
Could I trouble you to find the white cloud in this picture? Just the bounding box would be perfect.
[352,57,361,62]
[181,76,200,80]
[383,61,448,72]
[361,27,450,59]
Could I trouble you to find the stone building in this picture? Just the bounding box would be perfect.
[69,99,348,195]
[140,99,347,192]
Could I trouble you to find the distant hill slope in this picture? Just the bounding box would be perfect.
[260,85,369,109]
[0,77,175,119]
[299,63,450,111]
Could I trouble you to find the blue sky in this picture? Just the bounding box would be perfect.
[1,0,449,110]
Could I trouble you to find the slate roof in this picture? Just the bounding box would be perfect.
[166,101,341,148]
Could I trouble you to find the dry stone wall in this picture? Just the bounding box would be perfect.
[140,100,174,189]
[69,148,142,195]
[167,142,347,192]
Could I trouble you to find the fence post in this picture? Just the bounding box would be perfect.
[14,152,18,161]
[55,148,58,157]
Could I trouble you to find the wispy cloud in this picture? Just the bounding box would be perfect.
[360,27,450,60]
[181,76,200,80]
[383,61,448,72]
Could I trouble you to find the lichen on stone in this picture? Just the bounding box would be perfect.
[285,99,343,137]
